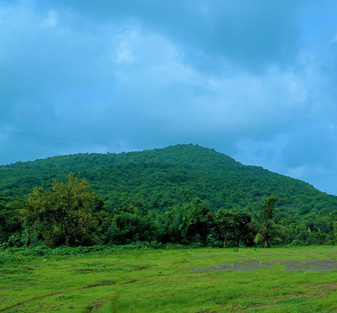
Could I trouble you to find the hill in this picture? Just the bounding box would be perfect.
[1,144,336,216]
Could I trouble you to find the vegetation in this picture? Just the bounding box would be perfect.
[22,174,99,247]
[1,144,337,312]
[250,196,290,248]
[0,144,336,249]
[1,144,336,215]
[1,247,337,312]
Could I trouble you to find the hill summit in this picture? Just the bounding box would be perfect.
[1,144,336,216]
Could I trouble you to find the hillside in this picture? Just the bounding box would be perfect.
[1,144,336,215]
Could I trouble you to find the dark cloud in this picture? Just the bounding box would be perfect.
[47,0,302,72]
[1,0,337,195]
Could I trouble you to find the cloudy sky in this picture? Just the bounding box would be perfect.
[1,0,337,195]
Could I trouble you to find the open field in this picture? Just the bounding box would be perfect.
[1,247,337,312]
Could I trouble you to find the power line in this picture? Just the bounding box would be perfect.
[0,130,142,151]
[1,130,337,172]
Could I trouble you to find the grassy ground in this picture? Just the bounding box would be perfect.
[1,246,337,312]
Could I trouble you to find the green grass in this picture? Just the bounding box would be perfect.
[1,246,337,312]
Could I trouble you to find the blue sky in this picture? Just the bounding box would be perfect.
[1,0,337,195]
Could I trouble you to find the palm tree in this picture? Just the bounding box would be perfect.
[250,196,289,248]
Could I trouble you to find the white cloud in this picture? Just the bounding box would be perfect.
[116,43,134,63]
[40,9,58,28]
[115,29,138,64]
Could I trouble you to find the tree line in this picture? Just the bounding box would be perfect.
[1,174,336,249]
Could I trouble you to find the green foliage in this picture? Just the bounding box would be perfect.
[333,221,337,245]
[213,209,252,247]
[22,174,99,247]
[1,144,336,216]
[0,145,337,248]
[109,205,158,244]
[159,197,214,245]
[250,196,290,248]
[0,198,25,246]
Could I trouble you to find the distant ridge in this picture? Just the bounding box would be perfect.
[2,144,238,169]
[1,144,336,216]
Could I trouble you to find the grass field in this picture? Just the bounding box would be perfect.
[1,246,337,312]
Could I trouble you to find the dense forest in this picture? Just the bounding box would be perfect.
[1,144,337,248]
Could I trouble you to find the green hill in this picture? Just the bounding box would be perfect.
[1,144,336,216]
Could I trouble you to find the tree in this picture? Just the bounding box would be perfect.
[161,205,190,244]
[214,209,252,248]
[214,209,235,247]
[185,198,213,245]
[22,174,99,247]
[231,210,253,247]
[109,205,158,244]
[161,197,213,245]
[250,196,289,248]
[333,221,337,245]
[0,199,24,246]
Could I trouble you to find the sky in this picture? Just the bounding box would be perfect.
[1,0,337,196]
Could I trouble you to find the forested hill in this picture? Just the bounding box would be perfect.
[3,144,238,170]
[1,144,336,216]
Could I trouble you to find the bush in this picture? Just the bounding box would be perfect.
[290,240,305,247]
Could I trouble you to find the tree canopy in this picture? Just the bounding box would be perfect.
[0,145,336,249]
[251,196,290,248]
[22,174,99,247]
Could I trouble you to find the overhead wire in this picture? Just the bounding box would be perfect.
[0,130,142,150]
[1,130,337,172]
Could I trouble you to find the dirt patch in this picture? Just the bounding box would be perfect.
[175,259,190,264]
[280,293,310,299]
[286,260,337,271]
[215,302,278,312]
[241,303,278,311]
[86,281,116,288]
[194,259,337,272]
[133,265,149,270]
[295,282,337,297]
[86,300,104,312]
[301,250,337,254]
[316,282,337,289]
[72,269,98,273]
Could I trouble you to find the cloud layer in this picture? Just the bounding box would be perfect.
[1,0,337,195]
